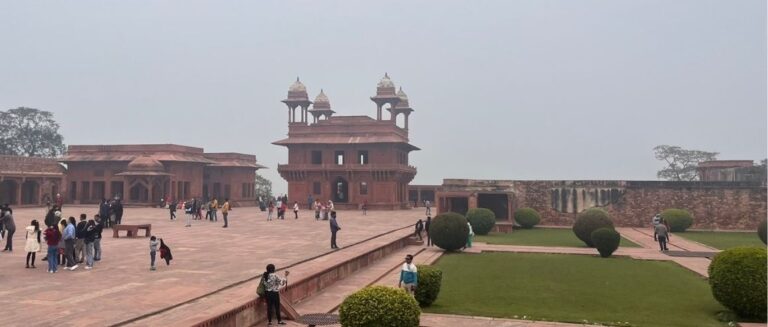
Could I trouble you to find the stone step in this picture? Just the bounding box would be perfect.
[293,245,425,315]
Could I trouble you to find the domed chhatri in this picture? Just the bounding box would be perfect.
[287,77,309,100]
[395,87,410,108]
[376,73,397,96]
[126,156,165,172]
[313,89,331,109]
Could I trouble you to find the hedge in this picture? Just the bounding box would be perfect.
[430,212,469,251]
[415,265,442,307]
[339,286,420,327]
[661,208,693,232]
[591,227,621,258]
[708,247,767,320]
[572,208,614,247]
[466,208,496,235]
[514,207,541,229]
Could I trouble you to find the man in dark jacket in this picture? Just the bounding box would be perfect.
[113,200,124,225]
[425,216,432,246]
[329,211,341,249]
[94,214,104,261]
[75,214,88,263]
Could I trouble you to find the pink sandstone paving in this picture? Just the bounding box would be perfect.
[0,205,422,327]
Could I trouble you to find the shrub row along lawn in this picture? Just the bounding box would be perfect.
[425,252,728,327]
[474,228,640,248]
[677,231,765,250]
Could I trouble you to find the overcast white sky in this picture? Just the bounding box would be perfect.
[1,0,765,195]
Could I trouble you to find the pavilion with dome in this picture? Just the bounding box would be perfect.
[273,74,419,210]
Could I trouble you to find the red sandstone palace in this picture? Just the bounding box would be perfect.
[0,145,264,206]
[274,74,419,209]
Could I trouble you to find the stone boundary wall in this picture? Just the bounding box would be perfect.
[519,181,767,229]
[435,179,766,230]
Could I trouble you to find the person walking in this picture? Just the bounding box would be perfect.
[149,236,159,271]
[83,219,96,270]
[279,201,287,220]
[425,216,432,246]
[293,201,299,219]
[99,199,110,224]
[57,219,67,267]
[652,213,661,241]
[113,199,124,225]
[210,197,219,222]
[307,194,313,214]
[466,221,474,249]
[74,214,87,264]
[169,200,177,221]
[221,199,230,228]
[655,218,670,251]
[425,200,432,216]
[93,215,103,261]
[398,254,418,296]
[63,217,78,270]
[44,223,61,273]
[330,211,341,249]
[24,220,41,268]
[267,201,274,221]
[0,209,16,252]
[362,200,368,216]
[314,200,321,220]
[262,264,289,325]
[414,219,424,241]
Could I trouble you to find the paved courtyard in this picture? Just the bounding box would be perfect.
[0,205,422,327]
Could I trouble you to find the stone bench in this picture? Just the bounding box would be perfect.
[113,224,152,238]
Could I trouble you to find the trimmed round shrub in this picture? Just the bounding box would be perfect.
[708,247,767,320]
[430,212,469,251]
[415,265,442,307]
[661,208,693,232]
[591,227,621,258]
[758,220,767,245]
[572,208,614,247]
[514,207,541,229]
[339,285,420,327]
[466,208,496,235]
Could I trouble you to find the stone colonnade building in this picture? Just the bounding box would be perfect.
[0,155,65,206]
[274,74,419,209]
[58,144,264,206]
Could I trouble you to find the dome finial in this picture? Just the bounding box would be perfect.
[384,72,389,78]
[296,76,300,82]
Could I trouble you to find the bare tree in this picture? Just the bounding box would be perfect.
[0,107,66,157]
[653,145,718,181]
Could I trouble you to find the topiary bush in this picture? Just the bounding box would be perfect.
[661,208,694,232]
[758,220,767,245]
[415,265,442,307]
[572,208,614,247]
[708,247,767,320]
[514,207,541,229]
[466,208,496,235]
[339,285,420,327]
[591,227,621,258]
[430,212,469,251]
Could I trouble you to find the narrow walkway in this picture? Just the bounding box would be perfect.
[421,313,602,327]
[617,227,719,252]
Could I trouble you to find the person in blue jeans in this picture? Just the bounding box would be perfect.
[44,224,61,273]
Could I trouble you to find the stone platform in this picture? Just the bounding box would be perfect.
[0,205,423,327]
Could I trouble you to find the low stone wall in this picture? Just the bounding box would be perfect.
[191,232,413,327]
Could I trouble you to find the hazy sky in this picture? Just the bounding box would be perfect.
[1,0,765,195]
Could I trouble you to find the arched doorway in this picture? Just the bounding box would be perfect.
[21,180,39,205]
[332,177,349,203]
[0,180,18,205]
[129,184,149,203]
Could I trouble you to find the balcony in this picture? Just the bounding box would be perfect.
[277,163,417,175]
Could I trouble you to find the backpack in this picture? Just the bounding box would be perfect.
[256,275,267,297]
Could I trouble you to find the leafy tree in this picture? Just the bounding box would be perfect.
[653,145,718,181]
[0,107,66,157]
[254,173,273,201]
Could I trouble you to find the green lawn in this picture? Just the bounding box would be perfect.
[425,252,729,327]
[474,228,640,248]
[677,231,766,250]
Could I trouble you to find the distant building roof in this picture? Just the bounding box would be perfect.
[698,160,754,168]
[0,155,65,176]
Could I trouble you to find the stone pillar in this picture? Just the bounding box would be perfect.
[16,178,23,206]
[404,113,410,130]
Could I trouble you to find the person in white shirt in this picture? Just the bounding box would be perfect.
[398,254,418,296]
[293,202,299,219]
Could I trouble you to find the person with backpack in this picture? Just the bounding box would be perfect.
[258,264,289,325]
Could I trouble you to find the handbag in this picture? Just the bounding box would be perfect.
[256,275,266,297]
